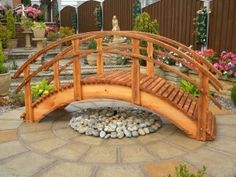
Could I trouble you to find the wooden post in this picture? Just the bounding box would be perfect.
[131,39,141,104]
[72,39,82,100]
[147,41,154,77]
[53,61,60,91]
[96,38,103,75]
[23,65,34,121]
[197,72,209,141]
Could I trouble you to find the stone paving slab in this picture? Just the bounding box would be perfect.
[0,130,17,143]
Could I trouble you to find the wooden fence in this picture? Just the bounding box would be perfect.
[78,1,101,33]
[60,6,76,29]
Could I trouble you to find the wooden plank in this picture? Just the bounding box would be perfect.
[151,80,166,93]
[177,92,189,109]
[96,38,104,75]
[156,83,170,96]
[188,100,197,117]
[168,87,179,101]
[72,39,82,100]
[183,95,193,113]
[147,77,162,91]
[173,89,184,105]
[23,65,33,121]
[163,84,175,98]
[141,78,155,90]
[53,61,60,91]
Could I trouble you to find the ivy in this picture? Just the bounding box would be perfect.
[71,11,77,32]
[93,5,102,30]
[22,0,31,6]
[132,0,141,26]
[195,6,210,46]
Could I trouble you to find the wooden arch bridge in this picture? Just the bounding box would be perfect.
[13,31,223,141]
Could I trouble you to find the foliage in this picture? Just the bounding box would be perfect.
[132,0,141,25]
[6,9,16,39]
[231,85,236,106]
[22,0,31,6]
[164,164,206,177]
[0,41,7,74]
[47,31,58,41]
[8,92,25,107]
[179,80,199,97]
[195,6,210,46]
[199,49,218,63]
[20,17,33,29]
[32,21,46,29]
[213,51,236,78]
[88,40,97,49]
[133,12,159,34]
[93,5,102,29]
[71,11,77,32]
[0,25,11,48]
[59,26,74,39]
[31,79,53,101]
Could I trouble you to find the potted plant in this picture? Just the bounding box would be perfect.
[20,17,33,32]
[0,41,10,96]
[32,21,46,38]
[6,9,17,48]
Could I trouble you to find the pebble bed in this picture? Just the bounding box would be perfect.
[69,107,162,139]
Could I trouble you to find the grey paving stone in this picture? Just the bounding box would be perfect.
[50,142,90,161]
[0,109,23,120]
[0,141,28,160]
[120,145,155,163]
[216,115,236,126]
[37,162,94,177]
[19,122,52,133]
[96,165,145,177]
[156,124,177,136]
[0,120,22,130]
[53,128,78,140]
[0,152,55,177]
[217,124,236,138]
[137,132,165,145]
[20,130,55,143]
[73,135,104,145]
[82,146,117,163]
[103,138,138,146]
[184,148,236,177]
[30,138,67,153]
[146,142,186,159]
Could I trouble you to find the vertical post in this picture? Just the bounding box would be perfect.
[197,72,209,141]
[131,39,141,104]
[53,61,60,91]
[147,41,154,77]
[23,65,33,121]
[72,39,82,100]
[96,38,104,75]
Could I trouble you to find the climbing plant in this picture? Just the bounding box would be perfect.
[132,0,141,26]
[195,6,210,46]
[22,0,31,6]
[71,11,77,32]
[93,5,102,30]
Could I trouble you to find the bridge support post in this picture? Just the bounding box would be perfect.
[131,39,141,105]
[72,39,82,100]
[53,61,60,91]
[96,38,104,75]
[197,72,209,141]
[23,65,34,121]
[147,42,154,77]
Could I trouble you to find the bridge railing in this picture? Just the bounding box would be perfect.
[13,31,223,140]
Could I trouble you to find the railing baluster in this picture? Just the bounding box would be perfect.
[23,65,33,121]
[72,39,82,100]
[96,38,103,75]
[197,71,209,141]
[131,39,140,104]
[147,41,154,77]
[53,61,60,91]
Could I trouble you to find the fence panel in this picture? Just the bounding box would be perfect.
[103,0,136,31]
[208,0,236,53]
[78,1,101,33]
[60,6,76,29]
[143,0,203,47]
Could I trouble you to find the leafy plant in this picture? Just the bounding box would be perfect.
[133,12,159,34]
[6,9,16,39]
[22,0,31,6]
[132,0,141,25]
[164,164,206,177]
[231,85,236,106]
[93,5,102,29]
[0,24,11,48]
[47,31,58,41]
[59,26,74,39]
[179,80,199,97]
[8,92,25,107]
[0,41,7,74]
[32,21,46,29]
[31,79,53,101]
[88,39,97,49]
[20,17,33,29]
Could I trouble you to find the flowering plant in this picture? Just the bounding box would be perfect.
[16,6,41,20]
[196,49,218,63]
[213,51,236,78]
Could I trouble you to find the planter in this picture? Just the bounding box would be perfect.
[8,39,18,48]
[32,29,45,38]
[0,72,11,96]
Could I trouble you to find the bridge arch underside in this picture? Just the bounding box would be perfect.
[33,84,197,139]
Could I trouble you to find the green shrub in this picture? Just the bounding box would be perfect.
[179,80,199,97]
[231,84,236,106]
[88,39,97,49]
[164,164,206,177]
[47,31,58,41]
[32,21,46,30]
[22,0,31,6]
[0,25,11,48]
[0,41,7,74]
[31,79,53,101]
[21,17,33,29]
[59,26,74,39]
[133,12,159,34]
[6,9,16,39]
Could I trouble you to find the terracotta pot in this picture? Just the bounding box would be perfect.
[33,29,45,38]
[0,72,11,96]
